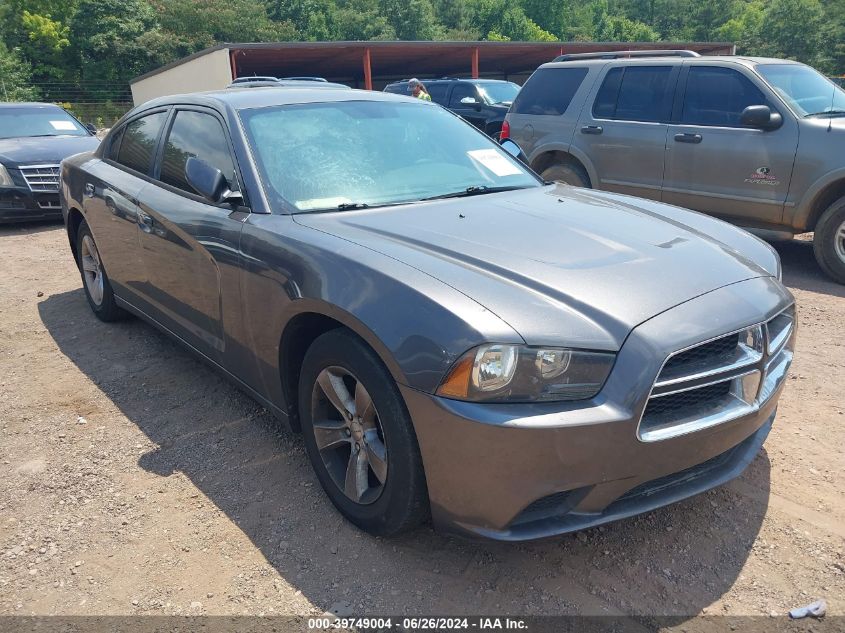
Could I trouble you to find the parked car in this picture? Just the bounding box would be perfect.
[0,102,100,223]
[504,50,845,283]
[60,87,795,541]
[384,77,519,139]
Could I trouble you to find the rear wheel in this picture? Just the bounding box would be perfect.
[541,162,591,188]
[76,220,126,321]
[812,196,845,284]
[298,329,429,536]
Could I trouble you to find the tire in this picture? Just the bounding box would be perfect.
[541,162,591,188]
[812,196,845,284]
[298,329,429,536]
[76,220,126,321]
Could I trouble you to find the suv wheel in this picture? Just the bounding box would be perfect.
[298,329,429,536]
[77,220,126,321]
[541,163,591,188]
[813,196,845,284]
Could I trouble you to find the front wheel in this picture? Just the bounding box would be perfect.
[298,329,429,536]
[812,196,845,284]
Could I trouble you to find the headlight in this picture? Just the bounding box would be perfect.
[436,344,615,403]
[0,164,13,187]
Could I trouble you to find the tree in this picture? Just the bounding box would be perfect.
[757,0,826,68]
[378,0,442,40]
[0,0,78,81]
[0,42,40,101]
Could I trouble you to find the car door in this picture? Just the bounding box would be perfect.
[448,83,487,130]
[135,106,248,364]
[82,110,168,307]
[572,63,679,201]
[662,63,799,226]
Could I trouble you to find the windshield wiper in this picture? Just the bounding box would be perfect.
[804,109,845,117]
[336,202,370,210]
[421,185,530,201]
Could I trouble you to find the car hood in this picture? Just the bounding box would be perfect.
[0,135,100,167]
[294,185,776,350]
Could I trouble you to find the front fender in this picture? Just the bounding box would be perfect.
[789,167,845,231]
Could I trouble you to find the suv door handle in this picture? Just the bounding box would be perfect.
[674,133,703,144]
[581,125,603,135]
[84,183,95,197]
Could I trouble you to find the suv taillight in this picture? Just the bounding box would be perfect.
[500,119,510,140]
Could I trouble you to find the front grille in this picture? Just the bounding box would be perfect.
[20,165,60,192]
[642,380,731,419]
[639,306,795,442]
[661,333,739,376]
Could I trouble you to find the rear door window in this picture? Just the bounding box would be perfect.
[116,111,167,175]
[681,66,768,127]
[511,67,588,115]
[159,110,237,195]
[593,66,674,122]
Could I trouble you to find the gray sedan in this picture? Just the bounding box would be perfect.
[59,87,795,541]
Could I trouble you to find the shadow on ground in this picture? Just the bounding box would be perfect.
[38,286,770,618]
[770,238,845,298]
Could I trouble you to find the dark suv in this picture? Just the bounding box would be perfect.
[384,78,519,139]
[504,50,845,283]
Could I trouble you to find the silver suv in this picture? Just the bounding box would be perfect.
[504,50,845,283]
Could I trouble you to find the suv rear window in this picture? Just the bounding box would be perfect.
[426,83,449,104]
[511,67,588,116]
[593,66,674,123]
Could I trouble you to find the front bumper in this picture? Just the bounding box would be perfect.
[0,186,62,223]
[404,276,794,541]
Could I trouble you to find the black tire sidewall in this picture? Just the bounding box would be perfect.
[542,163,590,188]
[298,329,428,536]
[813,198,845,284]
[76,220,123,321]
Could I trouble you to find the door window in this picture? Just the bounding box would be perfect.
[425,83,449,104]
[511,67,588,116]
[449,84,479,107]
[682,67,768,127]
[593,66,674,122]
[159,110,237,195]
[116,111,167,175]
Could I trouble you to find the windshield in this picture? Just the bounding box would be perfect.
[240,100,540,212]
[0,107,89,139]
[757,64,845,117]
[477,82,520,105]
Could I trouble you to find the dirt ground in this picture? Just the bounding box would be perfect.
[0,223,843,625]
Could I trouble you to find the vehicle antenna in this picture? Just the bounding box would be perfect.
[828,79,836,133]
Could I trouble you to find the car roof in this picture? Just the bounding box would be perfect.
[0,102,65,109]
[540,55,804,70]
[138,87,418,112]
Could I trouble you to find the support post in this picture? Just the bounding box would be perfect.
[471,47,479,79]
[363,47,373,91]
[229,48,238,81]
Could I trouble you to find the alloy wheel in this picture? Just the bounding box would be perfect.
[310,366,389,504]
[834,219,845,263]
[80,234,104,306]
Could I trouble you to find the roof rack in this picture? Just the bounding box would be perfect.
[553,50,701,62]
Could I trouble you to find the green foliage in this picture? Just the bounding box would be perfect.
[0,0,842,103]
[0,42,40,101]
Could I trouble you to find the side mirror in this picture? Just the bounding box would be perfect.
[185,157,242,204]
[85,123,97,134]
[499,138,528,165]
[460,96,482,110]
[741,105,782,130]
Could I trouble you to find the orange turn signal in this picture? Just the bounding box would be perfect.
[436,353,474,399]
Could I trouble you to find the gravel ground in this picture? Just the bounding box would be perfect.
[0,224,843,624]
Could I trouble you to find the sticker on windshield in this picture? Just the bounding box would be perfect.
[50,120,77,131]
[467,149,522,177]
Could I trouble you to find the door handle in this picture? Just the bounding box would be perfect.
[137,210,154,233]
[84,183,95,197]
[581,125,603,135]
[674,133,703,144]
